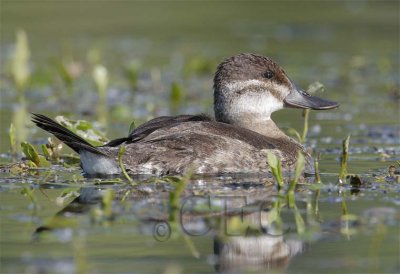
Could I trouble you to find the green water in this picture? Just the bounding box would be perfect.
[1,1,399,274]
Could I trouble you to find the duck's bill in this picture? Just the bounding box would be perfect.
[284,88,339,110]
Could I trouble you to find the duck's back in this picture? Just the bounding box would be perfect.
[101,116,306,175]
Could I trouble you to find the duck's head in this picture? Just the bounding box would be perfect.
[213,53,338,125]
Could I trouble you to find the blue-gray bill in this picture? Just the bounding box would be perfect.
[284,88,339,110]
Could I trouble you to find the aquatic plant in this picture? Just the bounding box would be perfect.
[266,152,284,190]
[41,138,62,163]
[313,153,322,184]
[21,141,50,167]
[287,81,325,144]
[166,172,200,258]
[118,145,134,183]
[170,82,184,114]
[55,116,109,146]
[56,60,75,96]
[287,152,306,208]
[128,120,136,135]
[9,123,16,158]
[267,151,307,235]
[339,135,351,184]
[124,60,141,91]
[90,188,116,227]
[93,65,109,124]
[169,171,191,223]
[10,30,30,153]
[12,29,30,98]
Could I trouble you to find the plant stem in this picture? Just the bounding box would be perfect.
[301,109,309,143]
[118,145,134,184]
[339,135,351,184]
[314,153,322,184]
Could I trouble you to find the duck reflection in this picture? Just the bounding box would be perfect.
[34,175,307,273]
[213,210,304,273]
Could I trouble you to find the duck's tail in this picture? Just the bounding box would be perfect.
[31,113,105,156]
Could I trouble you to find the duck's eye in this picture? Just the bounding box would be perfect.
[264,70,274,79]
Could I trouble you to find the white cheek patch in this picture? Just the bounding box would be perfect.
[80,151,120,175]
[223,79,291,119]
[231,93,283,119]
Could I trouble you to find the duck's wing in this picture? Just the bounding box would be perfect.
[104,114,211,147]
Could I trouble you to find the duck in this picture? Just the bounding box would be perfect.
[32,53,338,176]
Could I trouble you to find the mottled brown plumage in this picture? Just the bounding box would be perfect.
[32,53,338,176]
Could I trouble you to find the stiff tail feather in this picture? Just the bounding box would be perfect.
[31,113,105,156]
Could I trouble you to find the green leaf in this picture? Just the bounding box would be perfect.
[294,151,306,183]
[38,155,50,167]
[55,116,109,146]
[128,120,136,135]
[21,142,50,167]
[267,151,284,188]
[41,144,51,159]
[21,142,41,166]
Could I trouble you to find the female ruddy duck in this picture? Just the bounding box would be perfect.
[32,53,338,176]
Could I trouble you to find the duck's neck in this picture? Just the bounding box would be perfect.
[233,115,289,139]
